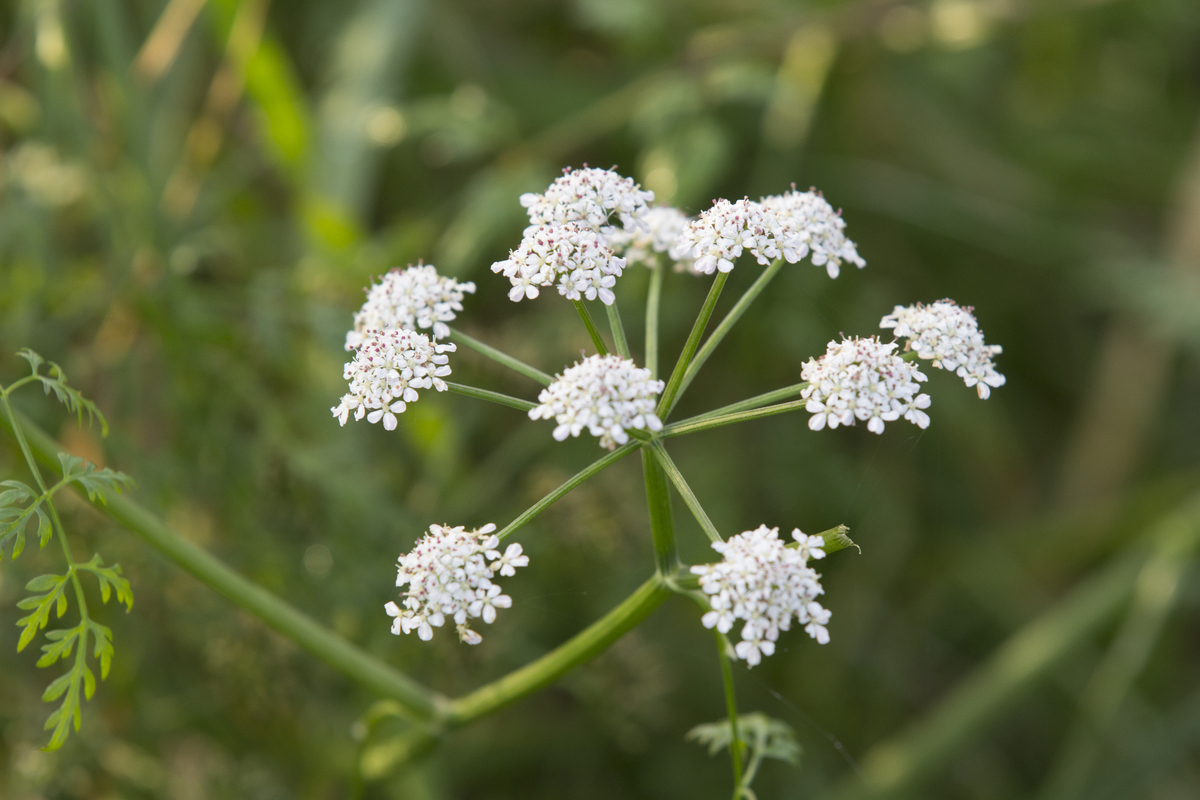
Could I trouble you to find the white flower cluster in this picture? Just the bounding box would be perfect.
[520,166,654,233]
[676,191,866,277]
[691,525,830,667]
[345,264,475,350]
[385,523,529,645]
[760,189,866,278]
[606,206,694,270]
[880,299,1006,399]
[491,222,626,305]
[332,329,454,431]
[676,198,787,275]
[800,337,931,434]
[529,354,664,450]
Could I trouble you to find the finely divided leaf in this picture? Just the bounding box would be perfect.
[58,456,135,505]
[15,573,70,652]
[78,554,135,611]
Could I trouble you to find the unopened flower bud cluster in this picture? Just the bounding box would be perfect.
[331,329,454,431]
[529,354,664,450]
[880,299,1006,399]
[491,222,626,305]
[385,523,529,645]
[345,264,475,350]
[801,337,930,434]
[691,525,831,667]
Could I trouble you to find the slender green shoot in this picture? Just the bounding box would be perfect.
[658,272,729,418]
[574,300,609,356]
[663,399,808,438]
[495,442,638,541]
[445,382,535,412]
[673,383,808,427]
[717,631,745,792]
[649,442,721,543]
[449,328,553,386]
[677,259,785,400]
[606,301,631,359]
[646,258,665,377]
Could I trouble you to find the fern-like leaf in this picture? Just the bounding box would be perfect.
[77,554,135,611]
[15,573,70,652]
[58,454,135,505]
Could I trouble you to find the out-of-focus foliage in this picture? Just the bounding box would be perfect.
[1,0,1199,798]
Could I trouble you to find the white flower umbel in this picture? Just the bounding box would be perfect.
[801,337,931,434]
[606,206,694,270]
[880,299,1006,399]
[491,222,626,305]
[676,198,788,275]
[385,523,529,645]
[759,189,866,279]
[691,525,831,667]
[529,354,664,450]
[332,329,454,431]
[345,264,475,350]
[883,299,1003,400]
[520,166,654,233]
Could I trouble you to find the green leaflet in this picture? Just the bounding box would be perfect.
[0,479,51,558]
[57,453,135,505]
[16,573,70,652]
[77,554,135,611]
[17,348,109,435]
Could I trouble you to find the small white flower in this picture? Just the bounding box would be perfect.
[759,188,866,279]
[880,299,1006,399]
[388,522,528,645]
[800,336,930,434]
[332,329,455,430]
[520,166,654,233]
[690,525,831,667]
[344,263,475,350]
[491,222,626,306]
[529,354,664,450]
[606,206,695,270]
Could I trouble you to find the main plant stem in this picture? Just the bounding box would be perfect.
[447,575,669,726]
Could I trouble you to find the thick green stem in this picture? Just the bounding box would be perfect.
[449,328,553,386]
[446,575,669,726]
[496,443,638,541]
[0,409,450,724]
[658,272,729,418]
[445,382,535,412]
[605,302,631,359]
[663,399,808,439]
[677,259,785,401]
[645,258,665,378]
[642,447,681,575]
[573,300,609,356]
[717,631,744,791]
[649,442,721,543]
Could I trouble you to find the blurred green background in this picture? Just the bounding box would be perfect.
[2,0,1200,797]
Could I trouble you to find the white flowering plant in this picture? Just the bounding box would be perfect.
[2,167,1004,795]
